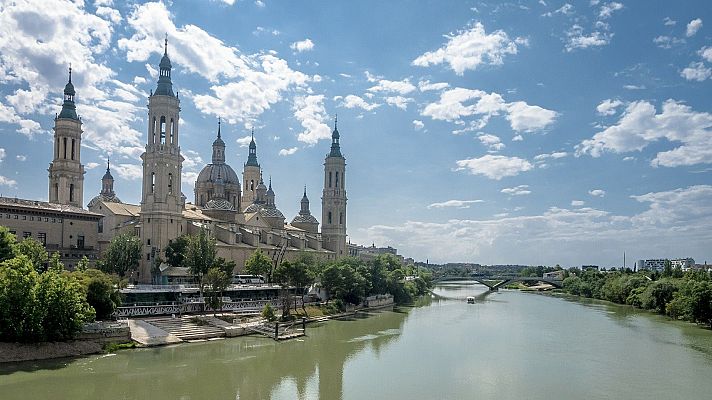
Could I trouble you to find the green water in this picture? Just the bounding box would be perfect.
[3,283,712,399]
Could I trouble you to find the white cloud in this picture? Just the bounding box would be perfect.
[293,95,331,145]
[16,155,26,162]
[363,185,712,265]
[0,175,17,187]
[236,135,253,148]
[367,78,416,95]
[686,18,703,37]
[418,80,449,92]
[680,62,711,81]
[623,84,646,90]
[477,133,505,152]
[341,94,380,111]
[412,22,525,75]
[663,17,676,26]
[512,134,524,141]
[576,99,712,167]
[455,155,533,180]
[571,200,585,206]
[542,3,574,17]
[111,163,142,180]
[501,185,531,196]
[182,149,203,170]
[85,162,100,170]
[596,98,623,116]
[534,151,568,161]
[565,24,612,51]
[598,2,623,19]
[413,120,424,130]
[589,189,606,197]
[700,47,712,63]
[278,147,298,156]
[427,199,484,209]
[385,96,413,110]
[0,148,4,162]
[290,38,314,52]
[421,87,556,133]
[653,35,685,49]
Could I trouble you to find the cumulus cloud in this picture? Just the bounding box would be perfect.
[413,120,424,130]
[236,135,253,148]
[501,185,531,196]
[589,189,606,197]
[0,148,4,162]
[293,95,331,145]
[367,78,416,95]
[111,163,142,180]
[0,175,17,187]
[533,151,568,163]
[700,47,712,63]
[16,155,26,161]
[571,200,585,206]
[565,24,612,51]
[680,62,711,81]
[576,99,712,167]
[385,96,413,110]
[290,38,314,52]
[542,3,574,17]
[361,185,712,265]
[412,22,525,75]
[598,2,623,19]
[596,98,623,116]
[421,87,556,133]
[278,147,298,156]
[653,35,685,49]
[418,80,449,92]
[427,199,484,209]
[341,94,380,111]
[686,18,703,37]
[477,133,505,152]
[455,155,533,180]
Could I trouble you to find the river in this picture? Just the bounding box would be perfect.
[2,282,712,399]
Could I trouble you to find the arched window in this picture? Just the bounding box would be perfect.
[328,211,332,224]
[200,194,204,205]
[329,171,332,188]
[71,139,75,160]
[69,184,74,202]
[335,171,339,189]
[54,183,59,201]
[339,212,343,224]
[63,137,67,159]
[160,116,166,144]
[170,118,175,144]
[151,173,155,193]
[56,138,59,158]
[168,173,173,194]
[152,117,157,144]
[250,180,254,191]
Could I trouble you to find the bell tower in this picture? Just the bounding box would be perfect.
[48,66,85,208]
[139,37,184,283]
[241,129,262,210]
[321,117,347,257]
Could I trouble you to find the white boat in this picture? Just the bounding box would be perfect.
[466,296,475,304]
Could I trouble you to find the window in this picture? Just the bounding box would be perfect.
[63,137,67,159]
[37,232,46,245]
[52,218,56,223]
[14,215,18,219]
[44,217,48,222]
[340,212,343,224]
[77,235,84,249]
[152,117,157,144]
[147,239,151,246]
[54,183,58,201]
[98,218,103,233]
[328,211,332,224]
[22,215,26,220]
[335,171,339,188]
[23,232,31,239]
[56,137,60,158]
[71,138,75,160]
[147,253,151,261]
[160,116,166,144]
[69,184,74,202]
[168,173,173,194]
[151,173,155,193]
[329,171,332,188]
[170,118,175,144]
[30,216,34,221]
[250,180,254,191]
[9,230,16,235]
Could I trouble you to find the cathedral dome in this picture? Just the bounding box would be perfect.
[196,163,240,186]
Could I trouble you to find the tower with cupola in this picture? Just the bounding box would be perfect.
[139,38,184,283]
[48,67,85,208]
[321,117,347,257]
[241,129,262,210]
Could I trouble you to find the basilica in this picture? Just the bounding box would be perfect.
[2,39,348,284]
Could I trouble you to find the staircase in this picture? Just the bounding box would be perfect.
[144,316,225,341]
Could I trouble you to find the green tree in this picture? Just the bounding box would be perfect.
[165,235,190,268]
[0,256,43,342]
[244,249,273,282]
[101,234,141,278]
[16,237,48,273]
[185,229,217,302]
[85,275,121,320]
[36,269,95,341]
[261,303,276,322]
[76,255,90,272]
[0,226,18,263]
[203,266,232,316]
[213,257,236,277]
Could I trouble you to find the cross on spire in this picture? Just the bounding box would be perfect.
[68,64,72,83]
[164,33,168,55]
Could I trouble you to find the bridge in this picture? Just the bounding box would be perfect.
[435,275,563,291]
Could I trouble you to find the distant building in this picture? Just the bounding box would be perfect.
[582,265,599,270]
[543,270,565,280]
[348,243,404,262]
[636,258,695,272]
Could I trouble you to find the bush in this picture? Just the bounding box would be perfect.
[261,303,276,322]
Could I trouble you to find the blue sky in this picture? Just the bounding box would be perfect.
[0,0,711,267]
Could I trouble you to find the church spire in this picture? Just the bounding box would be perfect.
[155,34,174,96]
[58,65,78,120]
[212,118,226,164]
[329,114,342,158]
[246,127,259,167]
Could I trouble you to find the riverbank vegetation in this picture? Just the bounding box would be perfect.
[0,227,121,343]
[560,264,712,326]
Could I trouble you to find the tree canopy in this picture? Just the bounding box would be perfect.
[101,234,141,278]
